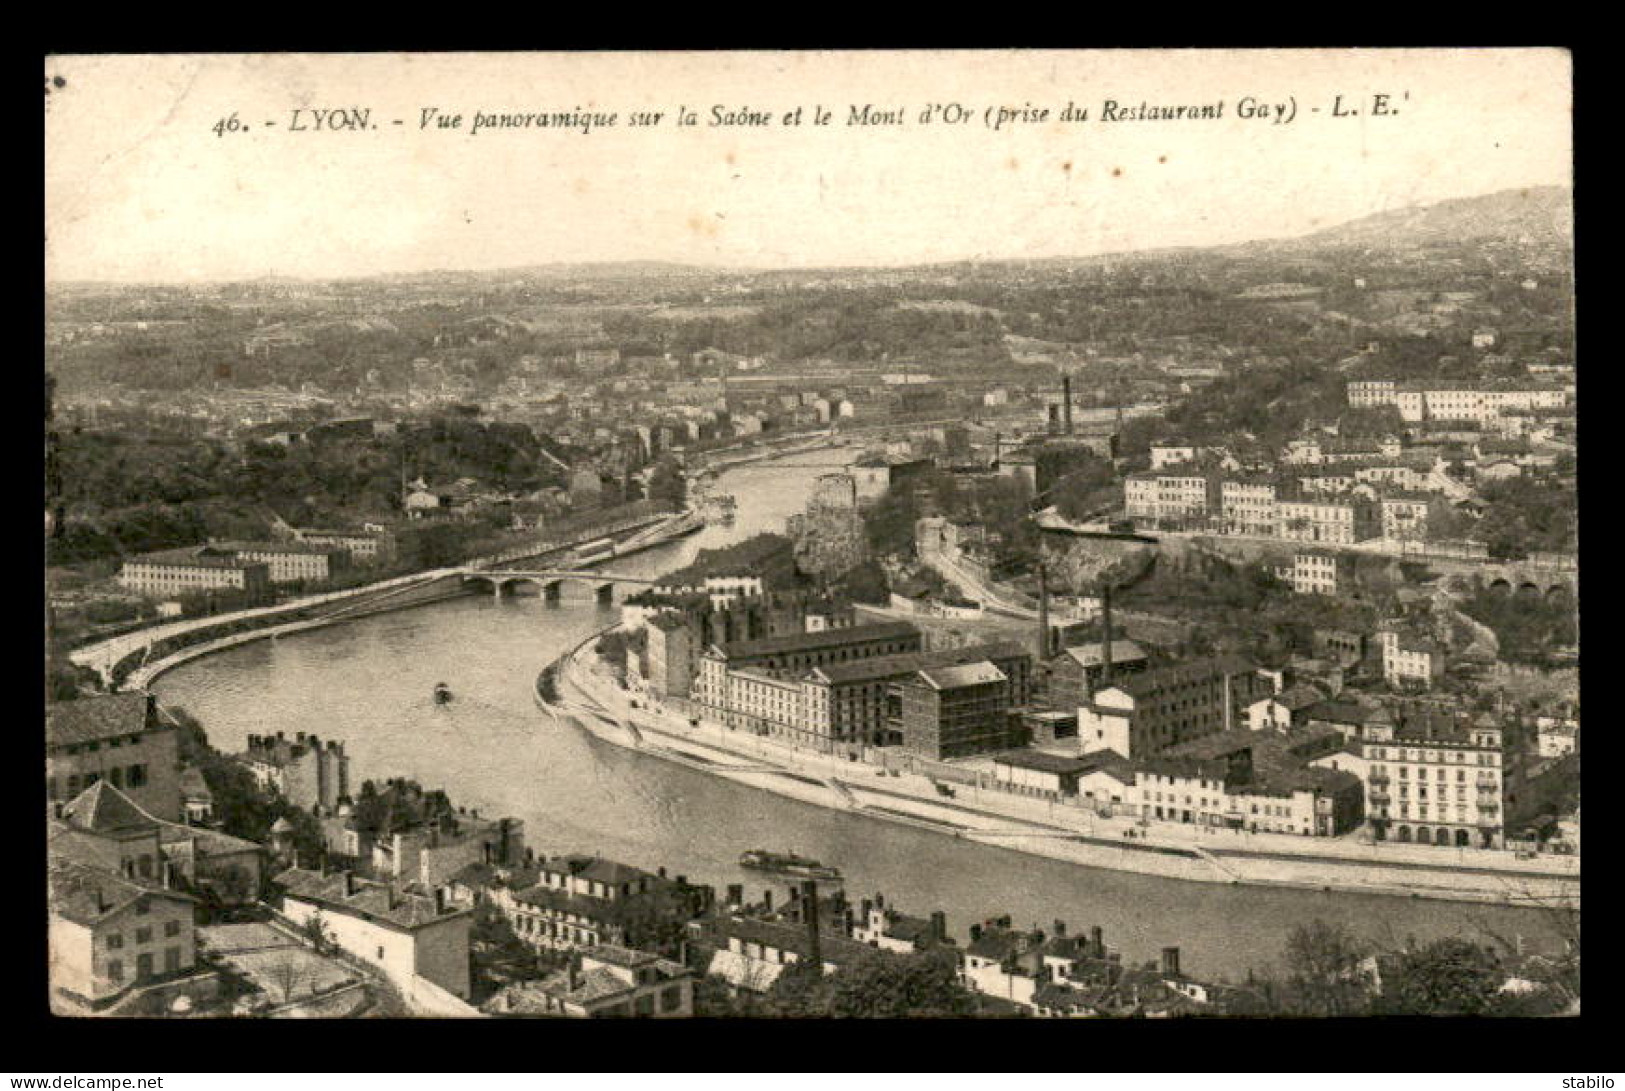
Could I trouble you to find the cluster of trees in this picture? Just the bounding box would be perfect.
[1255,918,1577,1018]
[1459,586,1579,666]
[347,779,458,841]
[168,708,326,870]
[655,533,807,593]
[693,948,978,1018]
[596,628,649,683]
[1116,552,1377,667]
[1476,477,1578,560]
[1035,446,1119,520]
[863,467,1039,573]
[46,415,577,569]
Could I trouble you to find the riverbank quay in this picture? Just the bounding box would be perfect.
[545,628,1578,909]
[75,507,703,692]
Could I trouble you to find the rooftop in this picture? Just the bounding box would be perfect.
[59,780,162,834]
[711,621,919,661]
[274,867,466,931]
[989,749,1099,776]
[809,641,1029,686]
[48,854,193,928]
[1112,655,1257,698]
[47,693,156,748]
[1059,640,1149,669]
[913,661,1006,690]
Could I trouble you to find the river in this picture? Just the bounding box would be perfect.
[154,449,1567,980]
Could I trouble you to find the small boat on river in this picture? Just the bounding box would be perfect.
[434,682,454,705]
[739,849,842,882]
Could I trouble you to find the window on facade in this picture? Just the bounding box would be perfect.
[136,927,153,944]
[107,933,124,950]
[108,960,124,983]
[164,920,181,938]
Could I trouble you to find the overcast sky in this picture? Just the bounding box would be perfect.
[44,50,1572,283]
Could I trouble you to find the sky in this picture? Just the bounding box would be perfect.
[44,50,1572,283]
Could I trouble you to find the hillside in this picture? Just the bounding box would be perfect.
[1235,186,1573,257]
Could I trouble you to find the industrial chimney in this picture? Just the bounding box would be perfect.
[1062,374,1074,435]
[1100,584,1115,689]
[1037,563,1052,661]
[801,879,822,969]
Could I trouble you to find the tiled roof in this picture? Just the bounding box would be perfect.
[712,621,919,660]
[274,867,465,931]
[1060,641,1149,669]
[913,661,1006,690]
[48,854,192,927]
[965,928,1036,962]
[809,641,1028,686]
[989,749,1097,776]
[1114,655,1256,698]
[710,914,874,965]
[46,693,154,748]
[573,857,656,887]
[59,780,162,834]
[127,547,263,570]
[584,943,662,969]
[1306,700,1373,725]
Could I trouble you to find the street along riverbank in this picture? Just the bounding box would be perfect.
[544,627,1578,910]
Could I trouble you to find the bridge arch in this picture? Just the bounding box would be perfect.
[1485,577,1513,595]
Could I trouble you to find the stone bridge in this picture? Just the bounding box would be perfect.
[1442,557,1578,600]
[456,568,658,604]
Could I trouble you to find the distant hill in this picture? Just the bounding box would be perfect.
[1233,185,1573,255]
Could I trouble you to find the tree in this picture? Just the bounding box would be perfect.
[303,910,336,957]
[826,949,978,1018]
[763,958,833,1018]
[1374,937,1505,1016]
[1282,920,1373,1017]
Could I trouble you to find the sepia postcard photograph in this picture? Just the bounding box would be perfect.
[42,48,1577,1029]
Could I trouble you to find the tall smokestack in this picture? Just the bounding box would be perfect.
[1037,563,1051,660]
[1101,584,1115,689]
[1063,374,1074,435]
[802,879,822,969]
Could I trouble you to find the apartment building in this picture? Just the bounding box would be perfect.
[803,642,1033,750]
[206,541,348,585]
[894,661,1019,761]
[1218,477,1279,536]
[694,622,922,708]
[483,944,693,1018]
[290,527,397,565]
[47,693,181,823]
[1123,469,1219,524]
[1077,656,1269,761]
[117,548,271,603]
[48,853,198,1007]
[1276,495,1380,545]
[1275,551,1351,596]
[1360,715,1505,848]
[1346,379,1399,409]
[1378,629,1448,690]
[275,867,474,1000]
